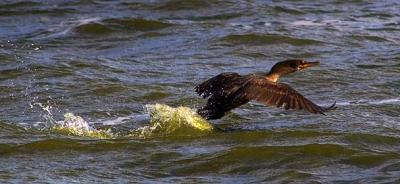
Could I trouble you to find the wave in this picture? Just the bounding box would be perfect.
[154,0,211,10]
[2,129,399,152]
[189,12,243,21]
[166,142,400,177]
[347,35,390,42]
[102,18,172,31]
[219,34,323,46]
[273,6,305,15]
[30,17,173,40]
[0,138,144,155]
[73,18,173,35]
[73,22,114,34]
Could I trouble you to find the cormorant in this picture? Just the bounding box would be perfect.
[195,59,336,120]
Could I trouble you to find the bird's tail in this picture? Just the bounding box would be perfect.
[322,101,337,112]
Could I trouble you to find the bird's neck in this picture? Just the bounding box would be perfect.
[265,72,281,82]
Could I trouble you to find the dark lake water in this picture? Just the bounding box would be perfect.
[1,0,400,183]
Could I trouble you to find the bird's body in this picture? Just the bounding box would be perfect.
[195,59,335,120]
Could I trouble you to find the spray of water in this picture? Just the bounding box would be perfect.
[130,104,215,138]
[52,113,114,139]
[32,101,214,139]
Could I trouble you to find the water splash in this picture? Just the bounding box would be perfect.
[30,102,113,139]
[31,102,214,139]
[130,104,215,138]
[51,113,114,139]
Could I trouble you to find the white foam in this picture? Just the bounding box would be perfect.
[75,17,102,25]
[62,113,91,132]
[291,20,323,26]
[369,98,400,105]
[326,98,400,107]
[264,22,272,26]
[229,22,253,30]
[99,115,136,126]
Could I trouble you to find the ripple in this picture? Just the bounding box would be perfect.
[0,68,25,81]
[355,64,386,69]
[348,35,390,42]
[343,153,398,168]
[103,18,173,31]
[155,0,211,10]
[0,7,76,16]
[170,144,358,176]
[189,12,243,21]
[0,121,28,134]
[266,170,315,182]
[90,84,128,96]
[219,34,323,46]
[273,6,306,15]
[140,91,171,101]
[0,139,145,155]
[0,1,41,9]
[28,63,75,79]
[344,133,400,146]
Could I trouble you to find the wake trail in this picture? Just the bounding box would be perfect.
[322,98,400,107]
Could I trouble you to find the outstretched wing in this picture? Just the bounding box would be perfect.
[231,77,336,114]
[195,72,247,98]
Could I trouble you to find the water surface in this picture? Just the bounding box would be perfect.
[1,0,400,183]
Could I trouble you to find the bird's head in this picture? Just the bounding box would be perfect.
[270,59,320,75]
[266,59,320,82]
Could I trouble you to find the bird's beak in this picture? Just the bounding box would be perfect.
[299,61,320,70]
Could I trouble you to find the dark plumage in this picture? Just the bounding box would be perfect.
[195,59,336,120]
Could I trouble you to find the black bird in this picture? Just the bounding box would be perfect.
[195,59,336,120]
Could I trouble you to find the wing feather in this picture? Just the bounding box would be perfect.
[195,72,245,98]
[231,77,334,114]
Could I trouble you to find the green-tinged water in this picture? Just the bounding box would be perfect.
[1,0,400,183]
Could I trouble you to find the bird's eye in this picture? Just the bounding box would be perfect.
[289,63,297,68]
